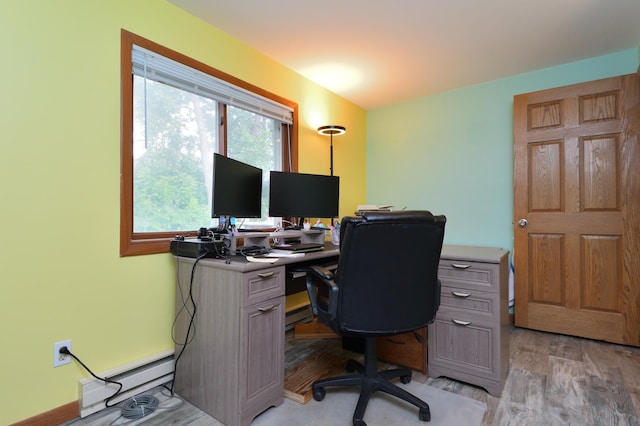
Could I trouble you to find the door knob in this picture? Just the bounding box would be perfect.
[518,219,528,228]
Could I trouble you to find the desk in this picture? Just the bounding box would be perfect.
[173,244,509,423]
[173,243,339,426]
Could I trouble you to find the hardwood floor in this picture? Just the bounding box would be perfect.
[428,326,640,425]
[65,326,640,425]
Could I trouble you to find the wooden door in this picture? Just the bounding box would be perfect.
[513,73,640,346]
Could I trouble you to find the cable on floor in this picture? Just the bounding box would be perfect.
[108,390,184,425]
[119,394,160,420]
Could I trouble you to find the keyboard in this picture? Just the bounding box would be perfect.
[272,243,324,253]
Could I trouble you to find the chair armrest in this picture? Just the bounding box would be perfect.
[309,265,334,281]
[305,265,339,317]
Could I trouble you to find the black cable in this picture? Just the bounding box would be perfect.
[170,250,209,395]
[171,238,197,345]
[172,249,196,348]
[60,347,123,407]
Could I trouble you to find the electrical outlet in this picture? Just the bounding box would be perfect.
[53,339,72,367]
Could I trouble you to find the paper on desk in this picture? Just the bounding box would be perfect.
[246,256,279,263]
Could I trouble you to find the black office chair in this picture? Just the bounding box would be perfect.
[305,210,446,426]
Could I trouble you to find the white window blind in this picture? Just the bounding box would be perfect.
[131,45,294,124]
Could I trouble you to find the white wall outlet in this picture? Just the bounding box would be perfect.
[53,339,72,367]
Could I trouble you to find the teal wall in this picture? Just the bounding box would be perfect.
[366,49,639,252]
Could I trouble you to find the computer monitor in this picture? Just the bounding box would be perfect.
[211,153,263,221]
[268,171,339,225]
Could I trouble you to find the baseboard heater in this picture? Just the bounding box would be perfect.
[79,349,174,417]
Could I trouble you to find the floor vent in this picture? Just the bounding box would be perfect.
[79,349,174,417]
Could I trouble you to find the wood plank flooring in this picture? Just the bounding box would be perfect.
[428,326,640,425]
[65,326,640,425]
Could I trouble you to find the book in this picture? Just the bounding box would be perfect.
[356,204,393,211]
[355,204,393,215]
[264,251,305,258]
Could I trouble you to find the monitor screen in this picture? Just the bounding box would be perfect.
[269,171,339,219]
[211,153,263,218]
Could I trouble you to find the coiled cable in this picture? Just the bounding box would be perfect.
[119,394,160,420]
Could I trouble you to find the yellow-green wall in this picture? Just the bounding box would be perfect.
[0,1,366,423]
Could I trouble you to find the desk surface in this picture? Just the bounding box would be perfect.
[440,244,509,263]
[177,242,340,273]
[176,243,508,272]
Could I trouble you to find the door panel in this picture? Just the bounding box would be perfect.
[528,233,563,305]
[514,73,640,346]
[582,135,620,211]
[581,235,622,312]
[529,141,563,211]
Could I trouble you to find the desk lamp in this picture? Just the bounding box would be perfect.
[317,125,346,176]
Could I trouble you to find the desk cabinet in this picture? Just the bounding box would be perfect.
[428,245,509,396]
[174,258,285,426]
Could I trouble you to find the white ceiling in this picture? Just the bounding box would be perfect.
[168,0,640,109]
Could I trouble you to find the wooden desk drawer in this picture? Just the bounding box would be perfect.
[242,267,285,306]
[438,260,500,293]
[438,285,499,320]
[428,312,499,381]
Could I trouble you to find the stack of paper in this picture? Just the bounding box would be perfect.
[355,204,393,215]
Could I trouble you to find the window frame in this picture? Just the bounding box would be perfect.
[120,30,298,256]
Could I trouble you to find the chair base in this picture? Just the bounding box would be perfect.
[312,337,431,426]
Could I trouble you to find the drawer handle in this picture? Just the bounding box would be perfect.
[258,304,275,312]
[452,319,472,326]
[451,291,471,298]
[451,263,471,269]
[258,272,274,278]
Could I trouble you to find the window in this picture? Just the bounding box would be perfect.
[121,30,298,256]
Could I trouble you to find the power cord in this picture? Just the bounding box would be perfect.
[59,346,123,407]
[60,347,185,424]
[170,250,209,395]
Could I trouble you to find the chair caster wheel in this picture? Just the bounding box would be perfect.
[419,406,431,422]
[313,387,326,401]
[353,419,366,426]
[400,374,412,384]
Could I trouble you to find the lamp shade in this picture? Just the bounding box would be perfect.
[317,125,346,136]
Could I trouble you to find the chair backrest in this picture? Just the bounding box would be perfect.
[335,210,446,336]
